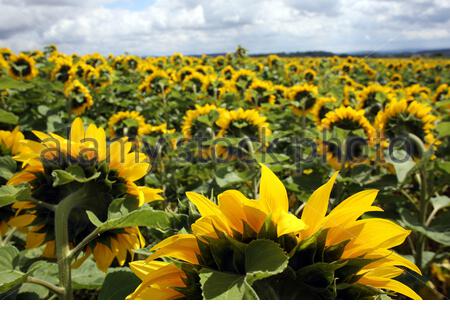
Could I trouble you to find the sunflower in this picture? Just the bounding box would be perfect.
[86,65,114,90]
[320,106,376,169]
[142,123,175,137]
[139,63,158,76]
[343,86,358,107]
[70,61,90,79]
[8,118,163,271]
[124,55,141,71]
[272,85,288,104]
[374,99,438,152]
[357,84,395,121]
[0,47,12,61]
[0,128,32,235]
[51,58,73,83]
[231,69,256,93]
[108,111,148,141]
[405,84,431,104]
[128,164,421,300]
[139,70,171,96]
[81,53,107,67]
[303,68,317,82]
[217,108,271,143]
[176,66,195,82]
[220,66,235,80]
[311,96,337,125]
[170,53,184,66]
[321,106,375,142]
[63,80,94,115]
[285,62,301,74]
[181,104,227,140]
[244,79,275,106]
[434,84,450,106]
[287,84,318,115]
[267,54,282,68]
[182,72,209,94]
[8,53,38,81]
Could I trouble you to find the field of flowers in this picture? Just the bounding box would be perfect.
[0,45,449,300]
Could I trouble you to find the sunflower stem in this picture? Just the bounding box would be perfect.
[409,133,429,270]
[54,186,90,299]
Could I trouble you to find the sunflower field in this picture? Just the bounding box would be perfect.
[0,45,449,300]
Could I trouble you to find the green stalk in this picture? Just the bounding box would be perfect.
[54,186,90,299]
[408,134,429,269]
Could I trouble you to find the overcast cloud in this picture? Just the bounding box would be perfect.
[0,0,449,55]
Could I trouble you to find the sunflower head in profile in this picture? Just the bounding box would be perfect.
[8,53,38,81]
[138,62,158,77]
[343,85,359,107]
[405,84,431,104]
[267,54,282,69]
[272,85,288,104]
[170,53,184,66]
[176,66,195,82]
[70,61,90,79]
[320,106,376,169]
[215,108,271,159]
[220,66,235,80]
[127,165,422,300]
[112,55,126,71]
[182,72,209,94]
[287,84,318,115]
[244,79,275,106]
[374,99,438,157]
[124,55,141,71]
[108,111,148,142]
[312,96,337,126]
[434,84,449,105]
[357,84,395,121]
[51,57,73,83]
[86,65,114,90]
[181,104,227,140]
[139,70,171,96]
[8,118,163,271]
[285,62,301,75]
[81,53,107,67]
[303,68,317,82]
[391,73,403,82]
[231,69,256,93]
[0,128,32,235]
[141,123,175,137]
[64,80,94,115]
[0,47,12,61]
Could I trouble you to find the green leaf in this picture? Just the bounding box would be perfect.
[98,268,140,300]
[0,109,19,125]
[0,156,17,180]
[401,212,450,246]
[386,149,416,183]
[199,270,258,300]
[0,184,30,208]
[0,246,26,294]
[72,259,106,290]
[436,121,450,137]
[430,195,450,213]
[51,167,101,187]
[0,77,34,90]
[244,239,289,285]
[87,207,171,232]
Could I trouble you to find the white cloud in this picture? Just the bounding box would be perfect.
[0,0,449,55]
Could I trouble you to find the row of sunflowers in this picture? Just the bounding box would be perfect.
[0,45,449,300]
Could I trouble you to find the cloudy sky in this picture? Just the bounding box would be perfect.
[1,0,449,55]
